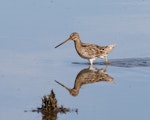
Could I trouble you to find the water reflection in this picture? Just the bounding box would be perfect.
[55,65,114,96]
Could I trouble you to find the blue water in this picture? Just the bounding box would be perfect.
[0,0,150,120]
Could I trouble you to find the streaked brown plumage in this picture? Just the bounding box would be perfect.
[55,66,114,96]
[55,32,116,65]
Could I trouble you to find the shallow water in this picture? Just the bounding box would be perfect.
[0,0,150,120]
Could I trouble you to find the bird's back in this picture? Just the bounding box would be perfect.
[77,43,116,59]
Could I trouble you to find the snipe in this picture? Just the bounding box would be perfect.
[55,32,116,65]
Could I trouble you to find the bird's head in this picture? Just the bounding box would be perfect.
[55,32,79,48]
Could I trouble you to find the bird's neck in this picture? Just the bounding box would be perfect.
[73,38,82,51]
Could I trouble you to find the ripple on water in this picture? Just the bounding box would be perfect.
[72,57,150,68]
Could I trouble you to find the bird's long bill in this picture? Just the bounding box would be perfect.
[55,80,71,91]
[55,38,70,48]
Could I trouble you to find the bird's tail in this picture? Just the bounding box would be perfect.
[105,44,116,53]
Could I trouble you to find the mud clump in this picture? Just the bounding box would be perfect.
[38,90,69,114]
[32,90,77,120]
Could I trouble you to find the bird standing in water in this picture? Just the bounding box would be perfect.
[55,32,116,65]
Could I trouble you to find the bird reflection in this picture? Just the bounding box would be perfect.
[55,65,114,96]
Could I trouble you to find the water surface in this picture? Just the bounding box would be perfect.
[0,0,150,120]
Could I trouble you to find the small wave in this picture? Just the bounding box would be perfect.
[72,57,150,68]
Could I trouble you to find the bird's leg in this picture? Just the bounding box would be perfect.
[89,65,97,71]
[89,58,95,66]
[89,64,94,70]
[105,56,109,65]
[89,59,93,66]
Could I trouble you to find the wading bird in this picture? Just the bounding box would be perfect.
[55,32,116,65]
